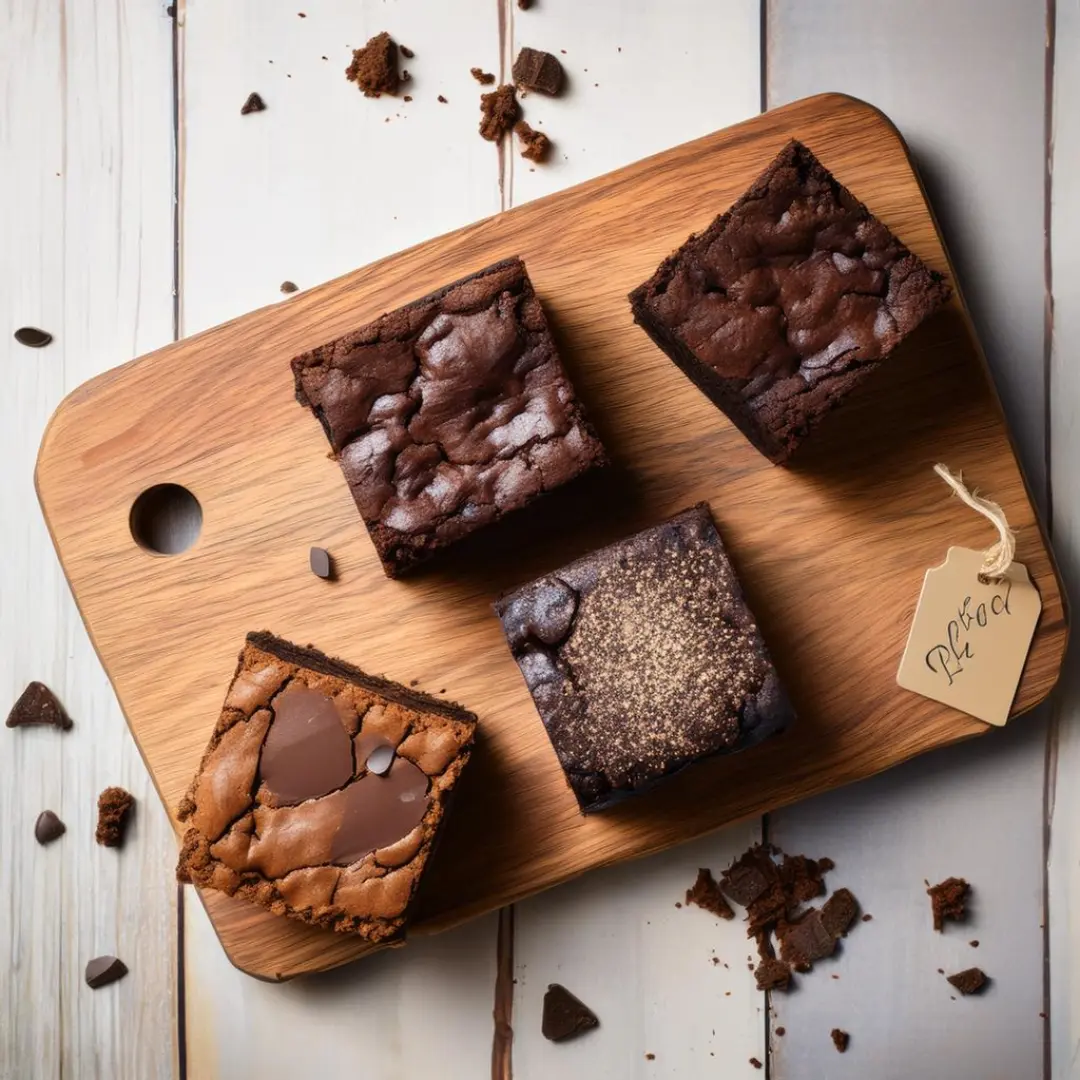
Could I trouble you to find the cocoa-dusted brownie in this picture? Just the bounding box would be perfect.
[292,258,606,577]
[629,140,951,463]
[495,503,794,811]
[176,632,477,942]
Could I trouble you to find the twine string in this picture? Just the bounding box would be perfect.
[934,463,1015,580]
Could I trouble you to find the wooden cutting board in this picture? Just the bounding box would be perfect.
[35,93,1067,981]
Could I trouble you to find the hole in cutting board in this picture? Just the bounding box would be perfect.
[129,484,202,555]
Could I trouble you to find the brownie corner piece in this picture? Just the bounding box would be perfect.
[175,632,477,942]
[291,257,607,577]
[495,503,794,812]
[629,139,951,463]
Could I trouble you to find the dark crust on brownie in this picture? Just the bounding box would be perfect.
[495,503,794,811]
[292,257,607,577]
[629,139,951,463]
[245,632,476,724]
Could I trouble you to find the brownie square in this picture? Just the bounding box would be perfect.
[292,257,607,576]
[176,632,476,943]
[494,504,794,812]
[629,140,951,463]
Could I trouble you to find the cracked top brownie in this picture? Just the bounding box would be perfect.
[494,504,794,812]
[292,257,607,576]
[175,632,476,942]
[629,140,950,463]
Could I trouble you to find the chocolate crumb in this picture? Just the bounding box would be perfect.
[437,94,448,103]
[346,32,399,97]
[409,679,420,687]
[947,967,988,995]
[514,120,551,163]
[479,84,518,140]
[34,810,66,845]
[471,67,496,85]
[831,974,840,980]
[755,957,791,991]
[938,968,945,975]
[95,787,135,848]
[862,913,873,922]
[401,70,410,82]
[403,95,413,102]
[85,955,127,989]
[685,868,734,919]
[821,887,859,938]
[928,877,969,931]
[7,682,72,729]
[512,46,563,95]
[240,92,266,115]
[297,11,306,16]
[518,0,531,8]
[399,44,414,58]
[970,939,980,947]
[831,1029,849,1053]
[645,1053,655,1061]
[775,1026,786,1037]
[280,280,298,294]
[750,1058,762,1069]
[675,902,682,909]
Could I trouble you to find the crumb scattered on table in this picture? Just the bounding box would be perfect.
[95,787,135,848]
[946,967,988,995]
[438,94,448,103]
[479,84,517,139]
[775,1026,786,1037]
[471,67,496,85]
[750,1058,762,1070]
[514,120,551,163]
[346,31,400,97]
[928,877,970,931]
[399,44,414,58]
[831,1028,849,1053]
[240,92,266,115]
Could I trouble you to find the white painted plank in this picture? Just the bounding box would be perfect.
[766,3,1051,1077]
[0,1,178,1078]
[513,822,766,1079]
[1048,2,1080,1077]
[178,1,504,1072]
[508,4,764,1077]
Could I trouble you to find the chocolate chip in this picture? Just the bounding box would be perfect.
[542,984,599,1042]
[399,44,414,58]
[13,325,52,348]
[85,955,128,989]
[6,682,72,729]
[365,744,395,775]
[330,757,430,863]
[280,280,298,294]
[240,92,266,115]
[34,810,66,845]
[309,546,333,579]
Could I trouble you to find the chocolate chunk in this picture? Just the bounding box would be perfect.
[331,756,430,863]
[721,846,775,907]
[685,868,734,920]
[240,92,266,115]
[85,955,128,989]
[471,67,495,85]
[399,44,414,58]
[280,280,298,293]
[365,744,395,776]
[260,686,353,805]
[777,909,836,969]
[754,956,791,991]
[346,32,399,97]
[479,85,518,141]
[821,887,859,938]
[541,983,599,1042]
[947,967,988,995]
[34,810,66,845]
[14,327,53,348]
[928,876,969,931]
[512,47,563,95]
[96,787,135,847]
[6,682,72,729]
[309,546,333,579]
[831,1029,849,1052]
[514,120,550,163]
[780,854,828,904]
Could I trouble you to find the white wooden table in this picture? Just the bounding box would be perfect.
[2,1,1077,1077]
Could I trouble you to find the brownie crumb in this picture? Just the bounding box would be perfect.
[686,868,735,920]
[821,887,859,938]
[517,0,531,8]
[479,84,517,140]
[95,787,135,848]
[970,939,980,948]
[542,983,599,1042]
[937,968,945,975]
[437,94,448,103]
[862,913,873,922]
[512,46,563,95]
[645,1052,655,1061]
[471,67,496,85]
[240,92,266,115]
[297,11,306,16]
[514,120,551,163]
[750,1058,763,1069]
[6,682,72,729]
[928,877,970,931]
[947,967,988,995]
[403,95,413,102]
[399,44,414,58]
[775,1026,786,1037]
[280,281,298,294]
[346,32,399,97]
[831,1029,849,1053]
[755,957,791,991]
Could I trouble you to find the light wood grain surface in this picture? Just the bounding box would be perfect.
[5,0,1079,1077]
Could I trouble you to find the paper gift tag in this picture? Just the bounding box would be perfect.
[897,546,1041,726]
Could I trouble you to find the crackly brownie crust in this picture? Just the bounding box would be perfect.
[176,633,477,942]
[495,503,794,811]
[292,257,607,577]
[629,140,951,463]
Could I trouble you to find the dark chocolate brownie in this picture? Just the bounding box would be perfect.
[176,632,477,942]
[629,140,951,462]
[292,258,606,577]
[494,503,794,811]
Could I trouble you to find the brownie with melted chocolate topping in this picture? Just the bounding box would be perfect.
[494,503,794,812]
[629,140,950,463]
[175,632,476,943]
[292,257,606,577]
